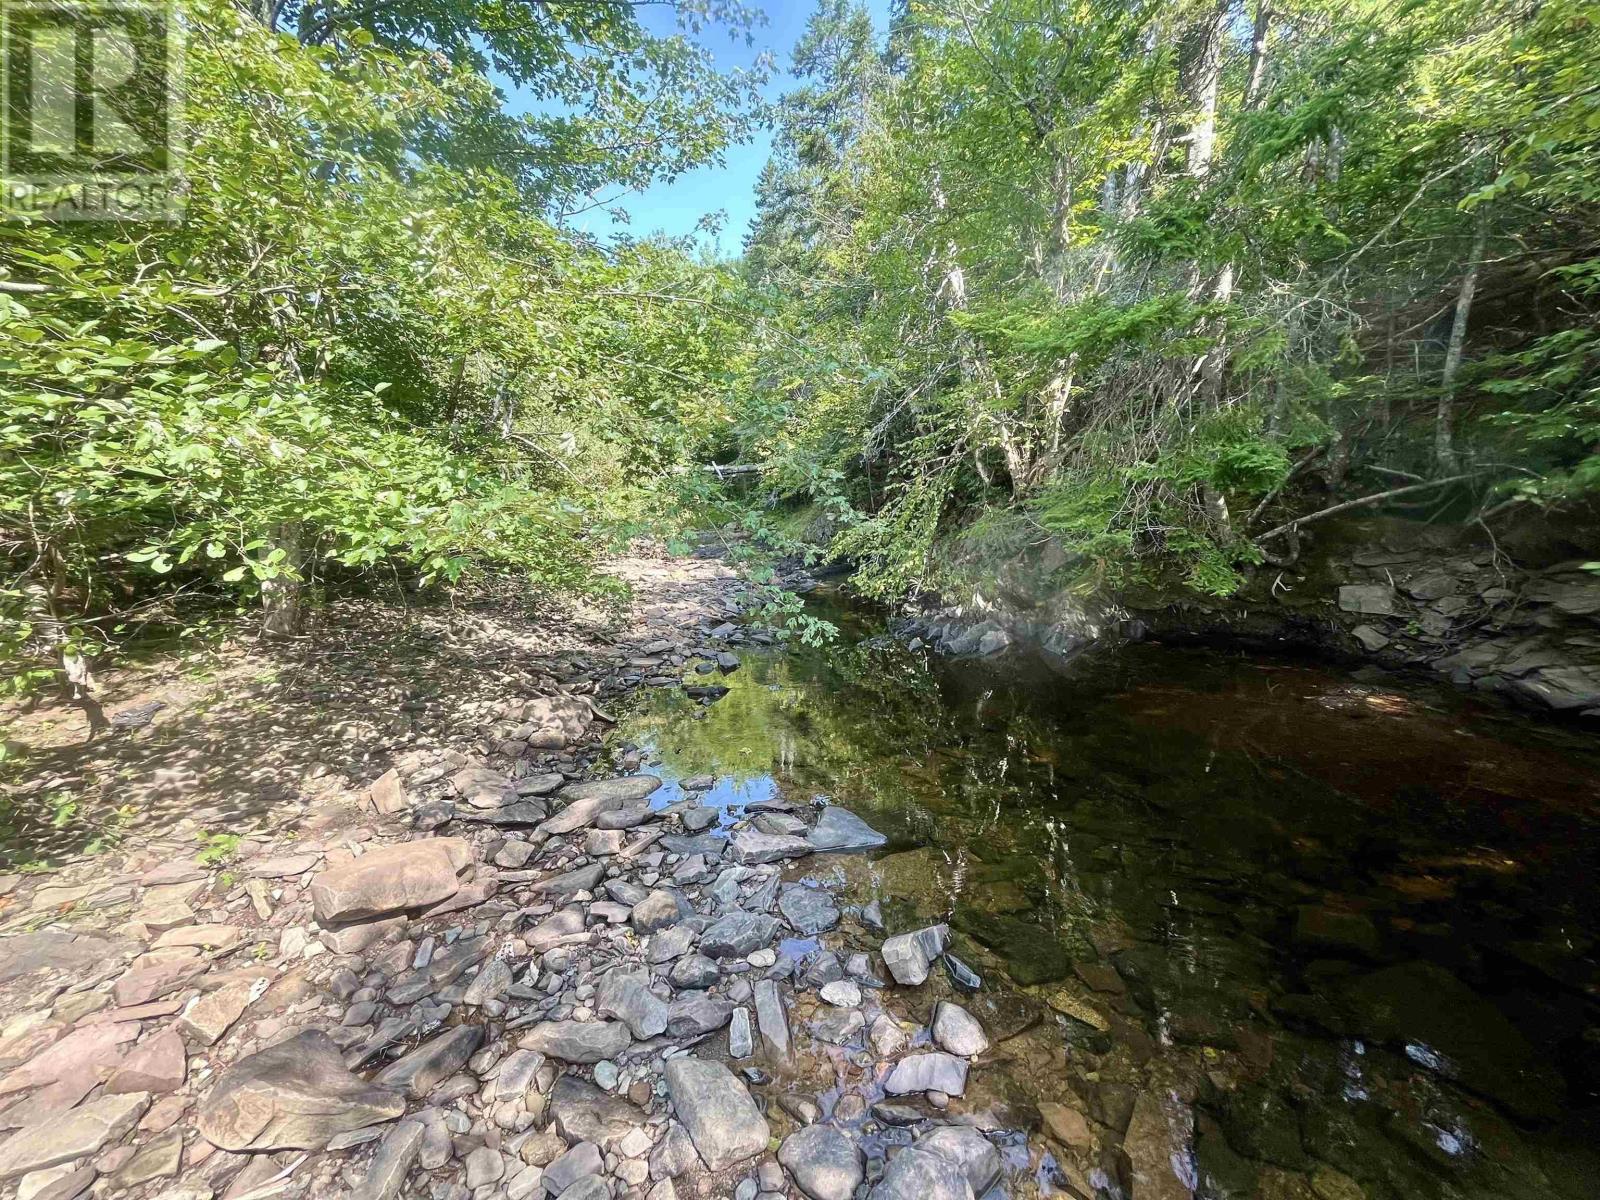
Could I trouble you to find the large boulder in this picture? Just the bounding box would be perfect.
[197,1030,405,1151]
[310,839,469,924]
[664,1058,769,1172]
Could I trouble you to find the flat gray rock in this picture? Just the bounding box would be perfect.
[868,1145,973,1200]
[549,1076,645,1148]
[648,1122,701,1180]
[198,1030,404,1151]
[543,777,663,836]
[518,1020,631,1064]
[666,992,733,1037]
[779,1125,864,1200]
[883,1053,968,1097]
[778,884,839,935]
[727,830,812,865]
[915,1128,1000,1196]
[528,862,604,897]
[352,1121,426,1200]
[664,1058,769,1172]
[373,1026,482,1098]
[753,979,792,1064]
[597,968,669,1039]
[631,889,686,933]
[806,806,888,852]
[700,912,779,958]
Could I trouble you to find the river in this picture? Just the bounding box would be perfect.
[607,587,1600,1200]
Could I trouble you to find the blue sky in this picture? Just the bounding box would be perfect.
[499,1,890,259]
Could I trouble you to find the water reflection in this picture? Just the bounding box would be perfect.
[611,591,1600,1200]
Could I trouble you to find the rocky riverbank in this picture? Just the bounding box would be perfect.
[0,550,1072,1200]
[901,515,1600,720]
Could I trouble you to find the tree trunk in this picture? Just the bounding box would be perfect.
[1436,202,1489,471]
[260,523,308,638]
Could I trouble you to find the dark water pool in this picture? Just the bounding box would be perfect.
[612,590,1600,1200]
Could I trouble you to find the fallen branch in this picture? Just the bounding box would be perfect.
[703,463,766,477]
[1255,473,1484,542]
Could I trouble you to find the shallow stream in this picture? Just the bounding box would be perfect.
[612,588,1600,1200]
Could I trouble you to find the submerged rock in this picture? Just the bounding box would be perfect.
[1334,960,1564,1122]
[779,883,839,935]
[807,806,888,852]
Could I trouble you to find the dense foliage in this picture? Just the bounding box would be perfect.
[731,0,1600,602]
[1,0,755,717]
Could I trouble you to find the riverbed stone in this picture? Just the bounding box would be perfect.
[728,831,812,865]
[632,889,686,933]
[649,1122,701,1180]
[669,954,721,989]
[520,1020,631,1064]
[598,968,669,1039]
[753,979,792,1064]
[105,1030,186,1094]
[806,807,887,852]
[350,1120,425,1200]
[868,1145,973,1200]
[667,992,733,1037]
[0,1093,148,1181]
[549,1076,645,1148]
[779,884,839,935]
[931,1002,989,1057]
[309,838,469,923]
[915,1128,1000,1196]
[701,912,779,958]
[374,1025,482,1098]
[779,1125,863,1200]
[543,1141,603,1195]
[175,978,254,1046]
[197,1029,404,1150]
[664,1058,769,1172]
[544,777,662,834]
[881,925,948,986]
[884,1053,968,1097]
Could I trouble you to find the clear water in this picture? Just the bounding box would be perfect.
[612,588,1600,1200]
